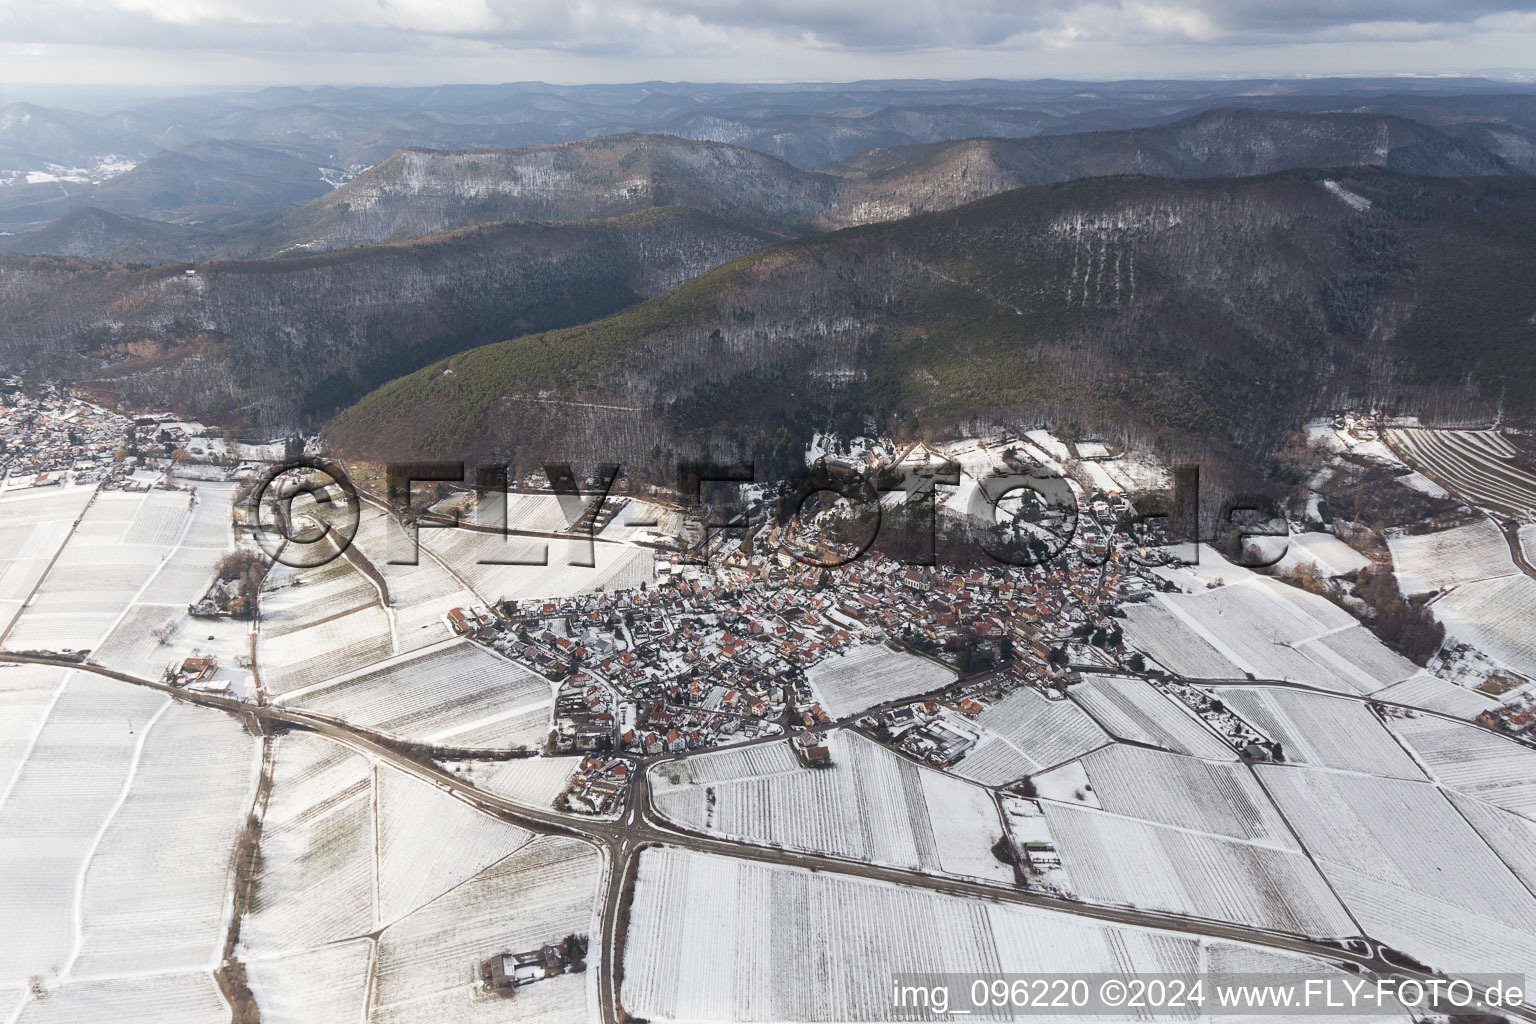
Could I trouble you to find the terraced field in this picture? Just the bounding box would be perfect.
[1386,428,1536,521]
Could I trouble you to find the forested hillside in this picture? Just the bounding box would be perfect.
[327,170,1536,485]
[0,208,772,429]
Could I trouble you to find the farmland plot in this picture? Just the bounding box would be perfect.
[0,662,71,789]
[623,847,1370,1023]
[1386,428,1536,520]
[1386,714,1536,815]
[1212,687,1424,778]
[12,972,230,1024]
[1121,601,1245,679]
[1427,573,1536,680]
[1041,802,1354,937]
[277,638,553,751]
[1448,793,1536,894]
[959,686,1110,781]
[92,482,244,685]
[68,705,259,978]
[1372,672,1497,719]
[1072,744,1297,845]
[5,489,198,654]
[0,673,257,1018]
[369,837,598,1024]
[1388,518,1517,593]
[245,940,375,1024]
[242,733,376,955]
[1071,677,1236,759]
[0,673,172,981]
[650,731,1007,882]
[1152,577,1405,693]
[1324,861,1536,985]
[1272,532,1370,578]
[241,731,573,1024]
[375,762,537,924]
[442,755,581,811]
[0,486,95,638]
[804,643,956,718]
[347,508,474,656]
[1258,766,1536,937]
[257,553,394,695]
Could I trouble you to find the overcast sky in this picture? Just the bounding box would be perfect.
[1,0,1534,88]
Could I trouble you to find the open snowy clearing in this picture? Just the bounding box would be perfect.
[804,643,956,718]
[651,731,1010,883]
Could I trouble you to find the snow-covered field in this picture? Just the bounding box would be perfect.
[1388,518,1517,593]
[622,847,1380,1023]
[1386,428,1536,520]
[1125,571,1417,693]
[421,522,654,604]
[441,755,582,811]
[650,731,1010,882]
[1042,800,1354,936]
[950,686,1108,785]
[1068,744,1297,844]
[0,669,257,1016]
[1212,686,1425,778]
[1264,531,1371,578]
[0,486,96,640]
[257,542,397,695]
[1386,714,1536,816]
[1426,573,1536,680]
[804,643,955,718]
[1372,672,1498,719]
[241,731,597,1024]
[1070,677,1237,759]
[275,638,554,751]
[4,489,205,654]
[1259,764,1536,978]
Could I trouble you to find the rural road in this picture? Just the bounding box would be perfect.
[5,652,1529,1024]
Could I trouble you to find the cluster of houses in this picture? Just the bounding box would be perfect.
[557,755,632,815]
[0,385,133,489]
[466,474,1158,762]
[1477,699,1536,736]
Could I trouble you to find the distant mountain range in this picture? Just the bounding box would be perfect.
[4,107,1524,262]
[3,77,1535,237]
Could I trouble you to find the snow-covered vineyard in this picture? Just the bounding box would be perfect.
[1386,428,1536,521]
